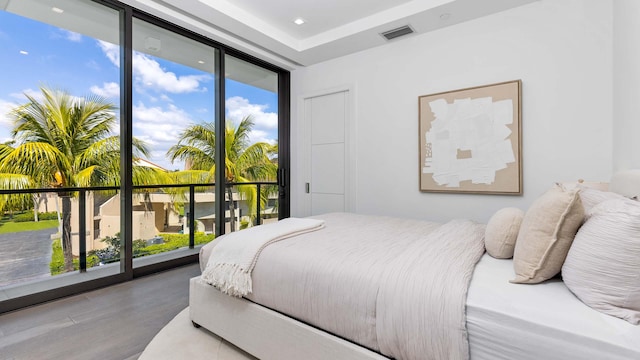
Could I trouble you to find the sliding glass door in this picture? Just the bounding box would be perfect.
[224,55,280,229]
[129,17,218,268]
[0,0,289,313]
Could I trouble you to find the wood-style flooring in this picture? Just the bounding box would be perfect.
[0,263,201,360]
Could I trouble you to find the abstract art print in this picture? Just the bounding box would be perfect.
[418,80,522,194]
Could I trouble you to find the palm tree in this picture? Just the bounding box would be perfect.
[0,87,157,272]
[0,142,35,218]
[167,115,277,231]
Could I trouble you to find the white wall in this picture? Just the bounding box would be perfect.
[291,0,614,222]
[613,0,640,171]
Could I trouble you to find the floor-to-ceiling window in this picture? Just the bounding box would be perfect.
[129,17,219,269]
[224,55,280,229]
[0,0,289,313]
[0,0,125,307]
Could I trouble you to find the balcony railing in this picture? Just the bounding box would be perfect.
[0,181,277,276]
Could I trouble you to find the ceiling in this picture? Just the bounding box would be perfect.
[2,0,539,69]
[145,0,538,67]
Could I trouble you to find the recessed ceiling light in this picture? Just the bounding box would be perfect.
[19,50,28,55]
[197,60,205,64]
[293,18,305,25]
[52,7,64,14]
[439,13,451,20]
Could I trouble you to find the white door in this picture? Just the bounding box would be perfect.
[303,90,351,215]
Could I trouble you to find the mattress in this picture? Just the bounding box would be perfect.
[466,254,640,360]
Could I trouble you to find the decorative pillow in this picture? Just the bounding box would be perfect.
[578,186,627,215]
[485,207,524,259]
[561,180,608,192]
[609,169,640,199]
[511,184,584,284]
[562,198,640,324]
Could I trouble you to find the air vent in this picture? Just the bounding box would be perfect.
[380,25,415,41]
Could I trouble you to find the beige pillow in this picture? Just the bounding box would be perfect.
[562,198,640,324]
[511,184,584,284]
[485,207,524,259]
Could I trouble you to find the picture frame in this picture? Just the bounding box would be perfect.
[418,80,522,194]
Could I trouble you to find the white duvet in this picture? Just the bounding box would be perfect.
[200,213,485,360]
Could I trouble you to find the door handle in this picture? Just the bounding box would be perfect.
[305,183,310,193]
[278,168,286,187]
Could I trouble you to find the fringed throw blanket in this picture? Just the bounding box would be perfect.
[201,217,325,296]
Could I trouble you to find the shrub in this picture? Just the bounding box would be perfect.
[12,211,59,222]
[140,232,215,256]
[38,212,59,221]
[12,213,32,222]
[53,231,217,270]
[91,234,149,263]
[50,240,100,275]
[50,240,64,274]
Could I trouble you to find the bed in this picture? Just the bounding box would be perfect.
[189,177,640,360]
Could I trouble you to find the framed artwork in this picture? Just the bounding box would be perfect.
[418,80,522,194]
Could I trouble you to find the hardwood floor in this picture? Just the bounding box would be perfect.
[0,263,201,360]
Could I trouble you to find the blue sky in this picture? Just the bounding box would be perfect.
[0,10,278,171]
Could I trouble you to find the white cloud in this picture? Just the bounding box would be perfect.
[0,99,17,126]
[132,102,195,169]
[98,40,119,67]
[0,99,18,144]
[132,53,209,94]
[133,102,193,141]
[63,30,82,42]
[10,88,42,102]
[50,29,82,43]
[248,129,276,145]
[11,88,99,107]
[90,82,120,98]
[97,40,210,94]
[225,96,277,130]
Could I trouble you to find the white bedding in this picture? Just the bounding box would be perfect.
[197,214,640,360]
[199,212,485,360]
[467,254,640,360]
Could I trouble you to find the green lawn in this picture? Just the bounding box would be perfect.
[0,219,59,234]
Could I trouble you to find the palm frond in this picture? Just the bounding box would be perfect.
[0,142,71,187]
[3,87,157,191]
[132,166,172,187]
[167,122,216,170]
[0,173,34,189]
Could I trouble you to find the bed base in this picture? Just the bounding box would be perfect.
[189,276,389,360]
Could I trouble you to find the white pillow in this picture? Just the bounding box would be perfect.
[485,207,524,259]
[578,186,627,215]
[562,198,640,324]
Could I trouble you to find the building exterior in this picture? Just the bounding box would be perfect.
[36,188,278,256]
